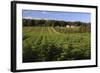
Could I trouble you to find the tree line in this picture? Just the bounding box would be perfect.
[23,19,90,27]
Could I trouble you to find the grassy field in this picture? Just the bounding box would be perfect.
[23,26,91,62]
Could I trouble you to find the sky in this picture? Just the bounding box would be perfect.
[22,10,91,23]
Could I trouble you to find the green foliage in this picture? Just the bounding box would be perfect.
[22,27,91,62]
[23,19,91,30]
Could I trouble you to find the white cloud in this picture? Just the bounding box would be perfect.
[23,16,33,19]
[41,11,47,14]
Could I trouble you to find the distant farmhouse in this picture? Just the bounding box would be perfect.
[66,24,77,28]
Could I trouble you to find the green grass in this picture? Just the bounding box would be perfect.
[23,26,91,62]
